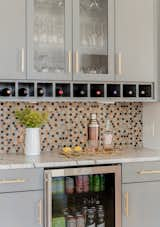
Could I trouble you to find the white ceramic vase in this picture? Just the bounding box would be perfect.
[25,128,41,156]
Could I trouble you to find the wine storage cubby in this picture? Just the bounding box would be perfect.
[0,81,154,101]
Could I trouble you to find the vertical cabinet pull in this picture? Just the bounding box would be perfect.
[38,199,43,225]
[117,52,122,75]
[124,192,129,217]
[68,51,72,73]
[75,51,79,73]
[21,48,25,73]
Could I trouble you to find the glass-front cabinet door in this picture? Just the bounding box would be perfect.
[27,0,72,80]
[73,0,115,81]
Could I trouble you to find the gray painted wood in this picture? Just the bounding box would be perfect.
[0,190,43,227]
[72,0,115,82]
[0,168,43,193]
[27,0,72,81]
[122,162,160,183]
[115,0,155,82]
[122,182,160,227]
[0,0,26,79]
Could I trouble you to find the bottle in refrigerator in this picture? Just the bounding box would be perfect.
[86,209,96,227]
[66,215,77,227]
[76,214,85,227]
[97,210,105,227]
[56,177,65,194]
[52,217,66,227]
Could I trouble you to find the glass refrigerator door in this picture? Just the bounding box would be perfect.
[73,0,115,81]
[28,0,72,80]
[45,166,121,227]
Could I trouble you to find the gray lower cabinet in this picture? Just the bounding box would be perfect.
[122,182,160,227]
[0,190,43,227]
[0,0,26,79]
[122,162,160,227]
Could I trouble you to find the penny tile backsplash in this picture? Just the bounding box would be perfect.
[0,102,143,154]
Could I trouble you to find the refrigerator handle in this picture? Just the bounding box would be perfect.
[45,172,52,227]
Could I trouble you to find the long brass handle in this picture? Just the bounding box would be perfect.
[0,178,25,184]
[117,52,122,75]
[45,173,52,227]
[75,51,79,73]
[137,170,160,175]
[21,48,25,73]
[125,192,129,217]
[38,200,43,225]
[68,51,72,73]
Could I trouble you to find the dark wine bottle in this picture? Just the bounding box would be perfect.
[58,89,64,96]
[1,88,12,96]
[18,88,28,97]
[37,87,45,97]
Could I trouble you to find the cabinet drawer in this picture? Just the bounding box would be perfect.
[122,162,160,183]
[0,168,43,193]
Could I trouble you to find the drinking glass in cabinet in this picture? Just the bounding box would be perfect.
[79,0,108,76]
[33,0,65,74]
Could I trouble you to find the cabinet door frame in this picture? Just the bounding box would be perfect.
[0,190,43,227]
[72,0,115,81]
[27,0,72,81]
[0,0,26,80]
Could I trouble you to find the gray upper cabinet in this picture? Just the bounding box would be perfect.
[115,0,157,82]
[27,0,72,81]
[122,182,160,227]
[0,0,26,80]
[73,0,115,81]
[0,190,43,227]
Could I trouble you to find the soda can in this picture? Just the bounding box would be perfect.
[94,175,100,192]
[66,177,74,194]
[56,177,64,194]
[100,174,105,191]
[76,176,83,193]
[83,175,89,193]
[89,175,94,192]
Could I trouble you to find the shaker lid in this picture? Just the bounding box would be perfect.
[90,113,97,120]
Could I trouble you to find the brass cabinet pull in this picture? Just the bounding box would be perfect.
[38,199,43,225]
[137,170,160,175]
[125,192,129,217]
[75,51,79,73]
[68,51,72,73]
[0,178,25,184]
[117,52,122,75]
[21,48,25,73]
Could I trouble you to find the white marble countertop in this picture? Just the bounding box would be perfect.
[1,147,160,169]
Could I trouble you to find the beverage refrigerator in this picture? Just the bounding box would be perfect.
[44,165,121,227]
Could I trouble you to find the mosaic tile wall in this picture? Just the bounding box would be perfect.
[0,102,143,153]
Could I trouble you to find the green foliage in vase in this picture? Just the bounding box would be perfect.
[15,108,48,128]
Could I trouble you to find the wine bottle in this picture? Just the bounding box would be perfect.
[37,87,45,97]
[18,88,29,97]
[1,88,12,96]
